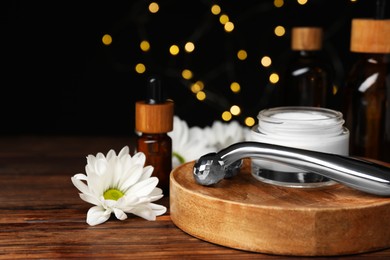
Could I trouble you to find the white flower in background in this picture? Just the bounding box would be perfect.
[168,116,215,168]
[169,116,251,168]
[71,146,167,226]
[203,120,251,150]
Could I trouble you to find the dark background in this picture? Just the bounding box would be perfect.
[1,0,388,136]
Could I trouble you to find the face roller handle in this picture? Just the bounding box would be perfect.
[193,141,390,196]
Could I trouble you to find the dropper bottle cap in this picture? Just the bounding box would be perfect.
[291,27,323,51]
[146,77,163,104]
[135,76,174,134]
[350,19,390,53]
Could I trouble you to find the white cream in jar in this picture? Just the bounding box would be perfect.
[249,106,349,188]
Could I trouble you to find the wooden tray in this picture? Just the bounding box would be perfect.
[169,159,390,256]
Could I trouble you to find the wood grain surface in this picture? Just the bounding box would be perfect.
[170,159,390,257]
[1,135,390,259]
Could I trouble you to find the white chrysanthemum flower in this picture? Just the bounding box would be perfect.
[71,146,167,226]
[203,120,251,150]
[168,116,251,168]
[168,116,215,168]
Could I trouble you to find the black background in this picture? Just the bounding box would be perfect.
[1,0,388,136]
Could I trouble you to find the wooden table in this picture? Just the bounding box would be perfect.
[1,135,390,259]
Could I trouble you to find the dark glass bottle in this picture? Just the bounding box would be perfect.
[282,27,334,108]
[136,133,172,194]
[135,77,174,195]
[343,19,390,163]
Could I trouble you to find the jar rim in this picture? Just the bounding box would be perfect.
[257,106,343,123]
[257,106,345,136]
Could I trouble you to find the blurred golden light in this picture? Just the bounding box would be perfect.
[169,45,180,55]
[196,91,206,101]
[102,34,112,45]
[245,117,255,127]
[230,82,241,93]
[219,14,229,24]
[140,40,150,52]
[230,105,241,116]
[135,63,146,74]
[274,25,286,36]
[237,49,247,60]
[184,42,195,53]
[191,82,202,93]
[197,81,205,89]
[224,21,234,32]
[211,4,221,15]
[297,0,308,5]
[222,111,232,121]
[261,56,272,67]
[269,73,280,84]
[181,69,193,80]
[191,81,204,93]
[148,2,159,13]
[333,85,339,95]
[274,0,284,7]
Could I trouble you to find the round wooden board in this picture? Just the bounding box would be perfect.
[169,159,390,256]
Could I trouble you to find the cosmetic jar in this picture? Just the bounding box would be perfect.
[249,106,349,188]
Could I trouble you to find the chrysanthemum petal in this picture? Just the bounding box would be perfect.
[118,146,130,159]
[95,158,108,176]
[120,164,144,191]
[131,152,146,167]
[96,152,106,160]
[129,204,157,221]
[113,208,128,221]
[118,195,139,208]
[127,177,159,197]
[71,174,89,194]
[137,193,164,204]
[106,148,117,161]
[86,206,112,226]
[189,126,208,143]
[79,193,101,206]
[139,165,154,181]
[86,154,96,170]
[73,173,87,180]
[150,187,163,197]
[149,203,168,216]
[104,199,118,208]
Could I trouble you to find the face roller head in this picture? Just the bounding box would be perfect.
[193,153,242,186]
[193,153,225,186]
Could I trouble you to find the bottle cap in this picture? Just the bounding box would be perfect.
[135,101,174,133]
[135,77,174,133]
[350,19,390,53]
[291,27,323,51]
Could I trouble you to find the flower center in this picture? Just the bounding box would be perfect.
[173,152,186,164]
[103,188,124,201]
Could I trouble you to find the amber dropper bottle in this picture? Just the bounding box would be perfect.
[135,77,174,195]
[343,18,390,163]
[282,27,334,108]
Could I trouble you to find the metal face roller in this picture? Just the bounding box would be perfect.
[193,141,390,196]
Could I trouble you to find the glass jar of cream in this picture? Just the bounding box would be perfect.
[249,106,349,188]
